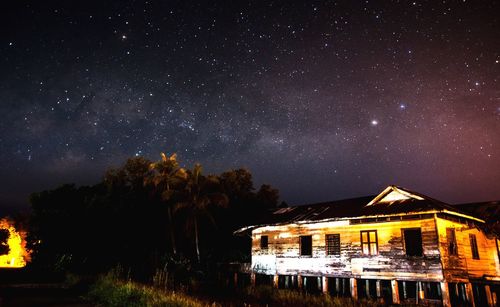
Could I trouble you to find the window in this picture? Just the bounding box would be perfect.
[470,234,479,260]
[403,228,423,256]
[360,230,378,255]
[326,234,341,255]
[300,235,312,256]
[446,228,458,256]
[260,235,268,249]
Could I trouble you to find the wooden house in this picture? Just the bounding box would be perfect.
[235,186,500,306]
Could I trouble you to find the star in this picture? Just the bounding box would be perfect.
[371,120,379,126]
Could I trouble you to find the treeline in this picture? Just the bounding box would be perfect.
[28,153,281,278]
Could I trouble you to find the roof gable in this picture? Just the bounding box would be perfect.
[366,185,424,207]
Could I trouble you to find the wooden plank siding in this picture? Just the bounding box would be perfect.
[251,217,443,281]
[435,217,499,282]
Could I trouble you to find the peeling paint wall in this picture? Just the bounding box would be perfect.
[436,217,499,282]
[251,215,500,284]
[251,218,443,280]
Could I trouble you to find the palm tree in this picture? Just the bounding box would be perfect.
[175,164,228,263]
[145,153,187,256]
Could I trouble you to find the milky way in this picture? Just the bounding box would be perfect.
[1,1,499,211]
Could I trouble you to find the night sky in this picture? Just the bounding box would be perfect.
[1,1,499,212]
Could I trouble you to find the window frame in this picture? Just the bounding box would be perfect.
[360,230,378,255]
[446,228,458,256]
[299,235,313,256]
[325,233,341,256]
[469,234,479,260]
[402,227,423,257]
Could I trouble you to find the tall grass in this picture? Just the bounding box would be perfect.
[242,285,383,307]
[87,268,390,306]
[87,268,217,307]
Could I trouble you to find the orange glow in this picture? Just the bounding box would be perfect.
[0,219,31,268]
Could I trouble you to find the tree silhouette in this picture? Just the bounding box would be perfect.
[145,153,187,256]
[174,164,228,263]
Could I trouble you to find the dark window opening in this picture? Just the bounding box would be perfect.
[404,228,423,256]
[328,277,351,297]
[358,279,377,299]
[300,235,312,256]
[326,234,340,255]
[278,275,298,290]
[447,228,458,256]
[303,276,321,294]
[260,235,268,250]
[361,230,378,255]
[422,282,441,300]
[450,283,468,306]
[0,229,9,255]
[469,234,479,260]
[398,281,417,300]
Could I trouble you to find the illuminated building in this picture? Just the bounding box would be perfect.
[235,186,500,306]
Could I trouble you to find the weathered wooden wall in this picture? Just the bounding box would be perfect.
[435,217,499,282]
[251,217,444,281]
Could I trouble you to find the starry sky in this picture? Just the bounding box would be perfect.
[1,0,499,212]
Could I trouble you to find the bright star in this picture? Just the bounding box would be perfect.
[371,120,379,126]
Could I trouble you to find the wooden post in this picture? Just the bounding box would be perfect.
[440,282,451,307]
[350,278,358,300]
[418,281,425,301]
[485,285,494,307]
[365,280,370,298]
[465,283,475,307]
[322,276,329,294]
[391,280,400,304]
[297,275,303,290]
[335,278,340,295]
[273,274,279,288]
[250,272,256,287]
[233,272,238,288]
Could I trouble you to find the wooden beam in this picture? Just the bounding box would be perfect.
[250,272,256,288]
[465,283,475,307]
[322,276,329,294]
[418,281,425,301]
[297,275,303,290]
[485,285,494,307]
[350,278,358,300]
[273,274,279,288]
[440,282,451,307]
[233,272,238,288]
[376,280,382,303]
[391,280,400,304]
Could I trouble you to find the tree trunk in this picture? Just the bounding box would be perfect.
[194,217,200,263]
[167,206,177,256]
